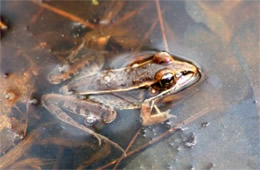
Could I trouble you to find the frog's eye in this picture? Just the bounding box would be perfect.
[155,69,176,88]
[160,73,175,86]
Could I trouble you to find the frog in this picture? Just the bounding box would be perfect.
[41,41,201,153]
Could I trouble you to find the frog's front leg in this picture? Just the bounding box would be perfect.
[141,100,176,126]
[41,94,125,154]
[47,40,104,85]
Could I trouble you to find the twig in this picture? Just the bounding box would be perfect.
[133,17,159,54]
[155,0,169,51]
[109,4,149,28]
[97,160,117,170]
[113,128,142,169]
[30,7,45,24]
[30,0,95,29]
[97,107,213,169]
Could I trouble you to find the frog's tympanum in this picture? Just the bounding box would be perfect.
[42,42,201,152]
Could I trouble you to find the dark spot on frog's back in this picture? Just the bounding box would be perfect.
[75,106,81,115]
[97,104,103,110]
[66,116,73,122]
[120,82,126,87]
[57,100,65,106]
[56,110,63,118]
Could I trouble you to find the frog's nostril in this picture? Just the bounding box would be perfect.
[181,71,193,76]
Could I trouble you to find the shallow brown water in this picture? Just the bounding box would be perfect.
[0,1,259,169]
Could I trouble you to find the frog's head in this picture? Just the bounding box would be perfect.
[148,52,201,100]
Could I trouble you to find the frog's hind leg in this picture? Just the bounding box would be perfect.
[141,100,176,126]
[41,94,125,155]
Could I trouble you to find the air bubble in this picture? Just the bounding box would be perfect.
[5,91,16,101]
[29,98,38,104]
[84,114,97,126]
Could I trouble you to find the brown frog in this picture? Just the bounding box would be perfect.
[42,42,201,152]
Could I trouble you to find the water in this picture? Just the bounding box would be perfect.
[0,0,259,169]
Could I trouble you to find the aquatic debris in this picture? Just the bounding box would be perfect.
[201,121,209,128]
[92,0,99,6]
[0,128,42,169]
[0,20,7,30]
[184,133,197,148]
[0,71,35,115]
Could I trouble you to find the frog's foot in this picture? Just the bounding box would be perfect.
[74,125,126,155]
[77,125,126,156]
[95,133,126,156]
[141,101,176,126]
